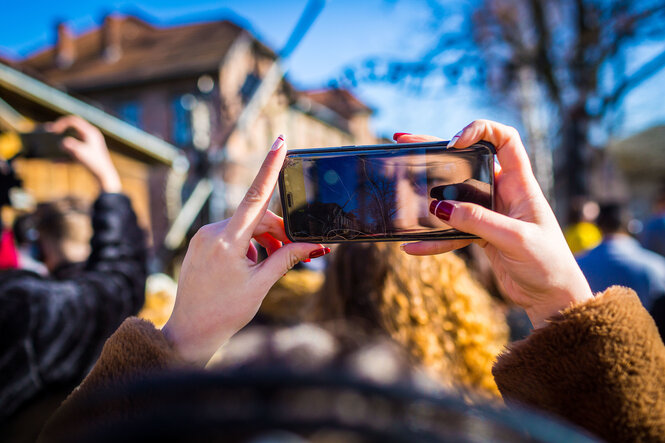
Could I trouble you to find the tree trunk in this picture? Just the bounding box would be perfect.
[557,104,591,222]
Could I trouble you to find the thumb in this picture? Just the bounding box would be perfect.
[254,243,330,288]
[430,200,526,252]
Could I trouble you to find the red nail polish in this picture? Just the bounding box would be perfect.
[429,200,454,221]
[392,132,411,141]
[302,258,311,263]
[309,247,331,259]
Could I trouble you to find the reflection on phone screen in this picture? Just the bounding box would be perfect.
[282,147,493,241]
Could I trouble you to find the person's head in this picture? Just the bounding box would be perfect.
[567,196,600,226]
[309,242,509,398]
[596,201,630,236]
[34,197,92,272]
[12,212,39,248]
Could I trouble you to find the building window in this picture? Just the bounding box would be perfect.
[240,73,260,103]
[115,101,142,128]
[171,94,196,147]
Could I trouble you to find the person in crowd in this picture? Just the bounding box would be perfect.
[40,123,664,442]
[31,197,92,277]
[577,201,665,310]
[641,184,665,258]
[0,115,147,442]
[0,221,18,270]
[563,196,601,256]
[310,241,509,398]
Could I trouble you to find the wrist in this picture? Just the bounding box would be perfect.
[98,170,122,193]
[161,322,205,366]
[162,318,234,367]
[525,283,594,329]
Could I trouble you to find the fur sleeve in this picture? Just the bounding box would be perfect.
[493,286,665,442]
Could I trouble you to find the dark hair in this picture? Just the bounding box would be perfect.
[12,213,38,246]
[596,202,630,234]
[34,197,90,243]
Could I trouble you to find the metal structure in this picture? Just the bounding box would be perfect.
[160,0,328,255]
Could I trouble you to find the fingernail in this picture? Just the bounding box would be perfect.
[392,132,411,141]
[448,130,463,148]
[309,247,331,259]
[399,243,408,251]
[270,134,285,152]
[301,258,311,263]
[429,200,454,221]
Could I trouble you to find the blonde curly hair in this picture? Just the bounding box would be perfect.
[309,242,509,398]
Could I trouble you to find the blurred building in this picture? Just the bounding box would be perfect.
[15,14,375,227]
[607,125,665,219]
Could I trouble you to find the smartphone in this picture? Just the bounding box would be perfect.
[19,127,70,159]
[278,140,495,243]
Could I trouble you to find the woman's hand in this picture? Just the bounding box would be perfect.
[162,136,330,365]
[47,115,122,193]
[396,121,593,328]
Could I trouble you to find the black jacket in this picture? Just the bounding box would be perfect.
[0,193,147,428]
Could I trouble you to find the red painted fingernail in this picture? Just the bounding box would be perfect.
[302,258,311,263]
[392,132,411,141]
[309,247,331,259]
[270,134,285,151]
[429,200,454,221]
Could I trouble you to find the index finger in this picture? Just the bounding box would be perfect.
[447,120,532,176]
[226,135,286,243]
[49,115,93,134]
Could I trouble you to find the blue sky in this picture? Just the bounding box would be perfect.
[1,0,664,141]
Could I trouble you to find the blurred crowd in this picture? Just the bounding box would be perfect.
[0,115,664,443]
[564,193,665,337]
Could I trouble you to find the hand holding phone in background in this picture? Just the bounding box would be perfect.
[397,121,594,328]
[46,115,122,193]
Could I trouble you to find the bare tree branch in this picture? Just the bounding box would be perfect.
[596,46,665,116]
[527,0,563,109]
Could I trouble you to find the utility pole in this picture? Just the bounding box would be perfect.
[162,0,328,256]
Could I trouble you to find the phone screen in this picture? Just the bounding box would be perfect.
[279,141,494,242]
[19,129,68,159]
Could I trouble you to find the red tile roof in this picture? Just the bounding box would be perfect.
[19,16,252,91]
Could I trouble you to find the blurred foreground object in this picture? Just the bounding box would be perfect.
[41,319,594,443]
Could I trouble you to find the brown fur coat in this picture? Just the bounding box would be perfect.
[40,286,665,442]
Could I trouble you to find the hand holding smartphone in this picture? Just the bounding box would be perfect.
[279,140,495,243]
[19,125,81,159]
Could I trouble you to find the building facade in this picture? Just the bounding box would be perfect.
[17,14,376,239]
